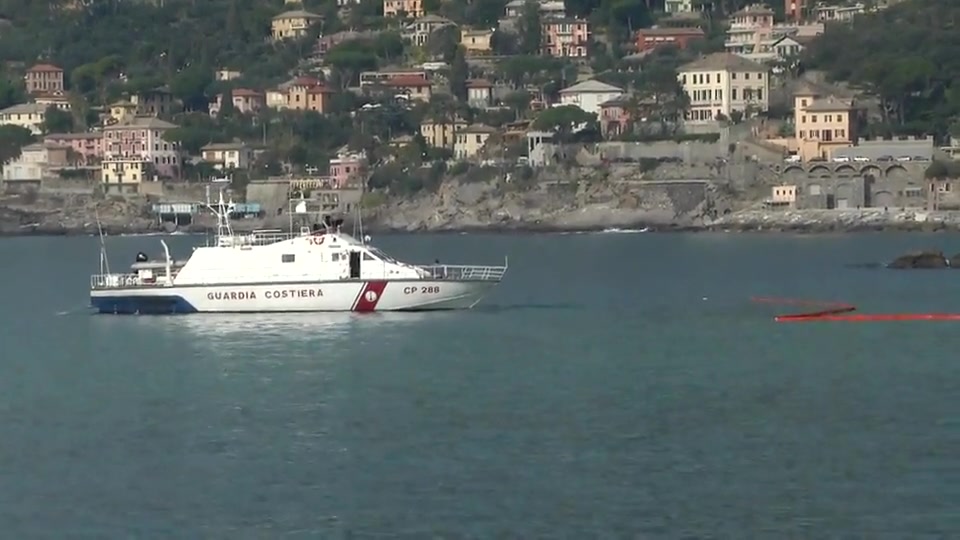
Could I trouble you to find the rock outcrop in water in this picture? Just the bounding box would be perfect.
[887,251,949,269]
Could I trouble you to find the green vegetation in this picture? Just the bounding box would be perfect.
[803,0,959,138]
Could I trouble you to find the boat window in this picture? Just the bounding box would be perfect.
[282,254,295,263]
[331,253,340,262]
[363,252,377,261]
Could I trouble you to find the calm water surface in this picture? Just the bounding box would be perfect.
[0,232,957,537]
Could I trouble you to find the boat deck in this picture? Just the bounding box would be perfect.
[90,264,507,290]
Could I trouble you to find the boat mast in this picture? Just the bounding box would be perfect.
[96,209,110,274]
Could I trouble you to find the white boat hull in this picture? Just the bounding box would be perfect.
[90,279,497,314]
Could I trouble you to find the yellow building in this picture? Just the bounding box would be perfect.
[271,9,322,41]
[100,158,151,194]
[108,100,138,123]
[420,118,467,150]
[677,53,769,122]
[460,27,494,55]
[0,103,46,135]
[794,82,857,161]
[455,124,496,160]
[384,0,424,18]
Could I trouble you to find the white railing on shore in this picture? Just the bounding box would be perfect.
[418,264,507,282]
[91,273,162,289]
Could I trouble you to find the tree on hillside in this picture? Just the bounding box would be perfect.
[325,40,379,89]
[42,105,74,134]
[0,71,24,110]
[0,124,35,165]
[803,0,960,137]
[450,46,468,102]
[425,24,459,63]
[518,0,541,56]
[532,105,595,140]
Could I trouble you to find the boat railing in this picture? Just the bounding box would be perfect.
[91,273,167,289]
[217,230,307,247]
[418,264,508,282]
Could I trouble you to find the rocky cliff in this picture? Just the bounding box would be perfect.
[365,167,732,232]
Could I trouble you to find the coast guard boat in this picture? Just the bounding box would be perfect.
[89,195,507,314]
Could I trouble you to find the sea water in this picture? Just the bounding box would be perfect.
[0,232,957,536]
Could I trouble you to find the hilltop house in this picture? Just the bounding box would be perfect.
[634,27,705,53]
[209,88,265,116]
[403,14,455,47]
[44,132,104,165]
[792,80,858,161]
[101,115,180,184]
[271,10,322,41]
[420,117,467,149]
[677,53,769,122]
[24,64,64,94]
[201,141,254,170]
[558,80,624,116]
[541,17,590,58]
[455,124,496,160]
[0,103,47,134]
[383,0,424,18]
[460,27,494,55]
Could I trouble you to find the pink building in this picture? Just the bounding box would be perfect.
[209,88,265,116]
[599,96,631,139]
[44,132,104,165]
[541,17,590,58]
[103,115,181,178]
[328,152,367,188]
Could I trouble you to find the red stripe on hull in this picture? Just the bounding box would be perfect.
[352,281,388,312]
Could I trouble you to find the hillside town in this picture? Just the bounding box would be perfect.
[0,0,959,232]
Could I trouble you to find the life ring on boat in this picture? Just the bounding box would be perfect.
[307,234,325,246]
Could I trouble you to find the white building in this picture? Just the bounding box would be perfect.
[2,143,48,180]
[558,80,624,117]
[677,53,770,122]
[0,103,47,135]
[200,142,254,170]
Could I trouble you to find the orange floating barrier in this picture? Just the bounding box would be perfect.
[750,297,960,322]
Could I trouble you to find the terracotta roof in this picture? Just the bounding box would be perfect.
[26,63,62,72]
[386,75,432,88]
[231,88,263,97]
[680,53,766,72]
[306,85,335,94]
[288,76,323,87]
[45,132,102,140]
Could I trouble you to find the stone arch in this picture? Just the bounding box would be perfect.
[861,164,882,178]
[783,165,804,176]
[885,164,909,178]
[836,182,854,208]
[835,164,857,176]
[873,190,895,208]
[808,164,831,177]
